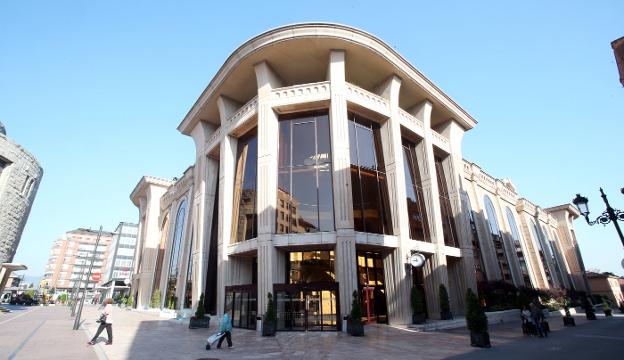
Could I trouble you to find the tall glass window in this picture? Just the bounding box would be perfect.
[349,115,392,235]
[435,156,458,247]
[277,113,334,233]
[152,215,169,306]
[530,220,553,287]
[466,196,487,283]
[166,200,187,309]
[542,225,565,287]
[183,232,193,309]
[402,140,430,241]
[287,251,335,284]
[505,207,531,287]
[483,195,512,282]
[232,129,258,242]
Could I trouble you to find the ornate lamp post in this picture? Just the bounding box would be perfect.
[572,188,624,247]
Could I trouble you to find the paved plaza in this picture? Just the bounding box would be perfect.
[1,304,623,359]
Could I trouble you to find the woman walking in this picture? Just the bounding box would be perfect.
[88,298,113,345]
[216,313,233,349]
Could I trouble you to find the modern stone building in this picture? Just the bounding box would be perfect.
[130,24,590,331]
[0,121,43,265]
[99,222,139,300]
[43,228,114,293]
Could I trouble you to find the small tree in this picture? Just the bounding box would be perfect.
[127,295,134,308]
[465,288,487,333]
[151,289,161,308]
[58,293,68,304]
[265,292,276,323]
[195,293,206,319]
[350,290,363,323]
[439,284,450,313]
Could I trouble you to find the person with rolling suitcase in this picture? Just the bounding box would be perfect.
[206,313,233,350]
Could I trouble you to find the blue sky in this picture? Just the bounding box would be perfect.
[2,1,623,277]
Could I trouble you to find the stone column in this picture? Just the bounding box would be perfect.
[328,50,358,325]
[254,62,283,323]
[216,134,237,317]
[189,121,217,307]
[437,119,475,314]
[409,100,448,319]
[376,75,412,324]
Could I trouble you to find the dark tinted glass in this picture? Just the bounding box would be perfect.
[349,115,392,235]
[277,112,334,233]
[402,143,429,241]
[435,157,458,247]
[233,129,258,242]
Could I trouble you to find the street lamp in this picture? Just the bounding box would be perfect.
[573,188,624,248]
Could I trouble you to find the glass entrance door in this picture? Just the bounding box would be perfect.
[275,283,338,331]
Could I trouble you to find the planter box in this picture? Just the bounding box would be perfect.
[470,331,491,348]
[189,316,210,329]
[412,313,426,324]
[262,320,276,336]
[347,319,364,336]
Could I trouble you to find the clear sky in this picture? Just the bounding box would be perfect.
[2,1,623,277]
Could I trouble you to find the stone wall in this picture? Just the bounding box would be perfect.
[0,131,43,264]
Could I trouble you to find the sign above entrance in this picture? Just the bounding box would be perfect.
[410,253,426,268]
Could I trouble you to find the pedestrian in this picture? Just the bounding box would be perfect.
[88,298,113,345]
[216,313,233,349]
[529,302,545,338]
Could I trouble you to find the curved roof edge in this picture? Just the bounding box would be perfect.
[177,22,477,135]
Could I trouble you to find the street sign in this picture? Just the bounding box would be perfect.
[91,272,101,281]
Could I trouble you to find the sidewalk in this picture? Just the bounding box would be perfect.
[0,305,98,360]
[79,304,620,360]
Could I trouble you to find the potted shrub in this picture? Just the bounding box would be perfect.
[603,300,613,317]
[439,284,453,320]
[583,297,596,320]
[465,289,490,348]
[411,286,426,324]
[262,292,277,336]
[347,290,364,336]
[189,293,210,329]
[126,295,134,310]
[562,305,575,327]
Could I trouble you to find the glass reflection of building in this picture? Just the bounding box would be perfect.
[165,200,187,309]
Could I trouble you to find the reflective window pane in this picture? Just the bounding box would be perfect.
[355,124,377,170]
[233,129,258,242]
[318,169,335,232]
[292,121,316,167]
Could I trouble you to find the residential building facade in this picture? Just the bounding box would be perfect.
[99,222,139,300]
[43,228,113,293]
[130,24,590,332]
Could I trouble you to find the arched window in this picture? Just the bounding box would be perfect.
[530,220,553,287]
[465,195,486,282]
[484,195,511,282]
[505,208,531,287]
[542,225,565,288]
[165,200,187,309]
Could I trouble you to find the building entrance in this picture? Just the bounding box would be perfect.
[357,251,388,324]
[274,282,339,331]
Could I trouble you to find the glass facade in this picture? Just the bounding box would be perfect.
[466,196,487,283]
[165,200,187,309]
[357,251,388,324]
[530,220,553,287]
[435,156,458,247]
[183,232,193,309]
[224,285,257,330]
[483,195,512,282]
[542,225,565,287]
[276,250,338,331]
[348,115,392,235]
[402,140,430,241]
[277,113,334,233]
[232,129,258,242]
[505,207,531,287]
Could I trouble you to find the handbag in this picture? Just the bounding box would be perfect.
[96,313,107,324]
